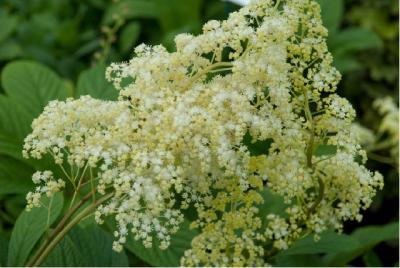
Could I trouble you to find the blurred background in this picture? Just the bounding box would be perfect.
[0,0,398,266]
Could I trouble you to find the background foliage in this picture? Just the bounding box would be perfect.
[0,0,398,266]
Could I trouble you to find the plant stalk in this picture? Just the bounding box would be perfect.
[26,192,93,267]
[27,193,112,267]
[303,88,324,215]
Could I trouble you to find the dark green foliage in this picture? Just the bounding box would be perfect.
[43,224,129,267]
[273,222,399,266]
[124,220,198,267]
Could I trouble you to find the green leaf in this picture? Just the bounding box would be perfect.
[1,60,69,119]
[258,189,288,227]
[0,132,23,160]
[314,144,337,157]
[125,219,197,267]
[333,56,362,74]
[3,194,26,220]
[119,22,141,54]
[324,222,399,266]
[316,0,344,34]
[69,225,128,267]
[242,132,272,156]
[76,65,118,100]
[0,61,69,163]
[44,224,128,267]
[88,0,108,9]
[0,14,18,43]
[0,156,34,195]
[274,254,325,267]
[42,235,86,267]
[278,230,360,256]
[363,250,383,267]
[7,193,64,267]
[102,0,158,25]
[75,39,101,58]
[329,28,383,57]
[155,0,201,32]
[0,235,8,266]
[162,25,198,50]
[351,222,399,246]
[0,95,32,144]
[0,41,22,61]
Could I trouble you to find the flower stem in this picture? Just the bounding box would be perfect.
[26,192,93,267]
[303,88,324,215]
[26,193,112,267]
[186,62,233,89]
[303,88,314,169]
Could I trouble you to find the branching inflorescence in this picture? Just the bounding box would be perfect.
[23,0,383,266]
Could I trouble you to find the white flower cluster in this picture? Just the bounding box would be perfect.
[373,96,399,160]
[24,96,184,250]
[23,96,133,167]
[350,96,399,167]
[23,0,384,265]
[351,123,376,146]
[26,171,65,211]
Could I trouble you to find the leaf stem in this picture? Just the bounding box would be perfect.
[302,87,324,215]
[303,88,314,169]
[69,163,88,209]
[306,177,324,217]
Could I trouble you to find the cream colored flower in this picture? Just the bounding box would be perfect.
[24,0,383,265]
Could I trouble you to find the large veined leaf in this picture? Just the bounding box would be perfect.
[42,235,86,267]
[329,28,383,57]
[7,193,64,267]
[2,194,26,220]
[351,221,399,245]
[1,60,69,119]
[0,156,34,195]
[278,231,360,256]
[125,219,198,267]
[68,225,128,267]
[324,222,399,266]
[43,225,128,267]
[0,132,23,160]
[316,0,344,34]
[0,96,32,154]
[277,223,399,266]
[0,61,69,163]
[76,64,118,100]
[102,0,158,25]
